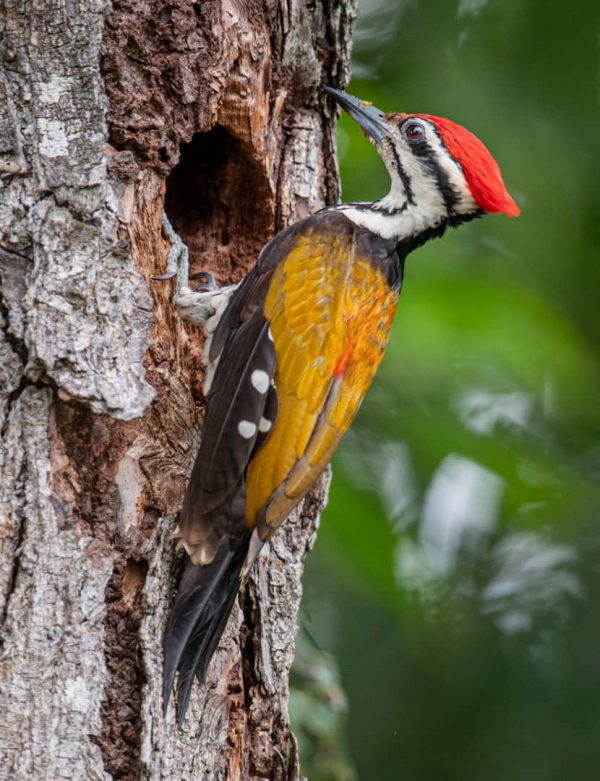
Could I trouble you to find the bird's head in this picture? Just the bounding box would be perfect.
[326,88,519,241]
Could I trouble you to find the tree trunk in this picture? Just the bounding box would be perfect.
[0,0,356,778]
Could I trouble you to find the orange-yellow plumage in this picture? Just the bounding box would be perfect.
[244,230,398,532]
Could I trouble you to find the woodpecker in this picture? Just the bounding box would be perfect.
[161,88,520,723]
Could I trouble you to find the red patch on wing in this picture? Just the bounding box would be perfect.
[411,114,520,217]
[333,341,353,378]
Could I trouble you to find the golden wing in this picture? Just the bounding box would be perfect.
[245,228,399,538]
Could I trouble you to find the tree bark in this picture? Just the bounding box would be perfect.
[0,0,356,778]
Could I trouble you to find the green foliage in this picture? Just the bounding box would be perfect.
[292,0,600,778]
[289,630,357,781]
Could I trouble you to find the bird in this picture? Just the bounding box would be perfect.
[160,87,520,724]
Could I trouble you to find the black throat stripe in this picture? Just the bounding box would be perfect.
[409,139,460,216]
[345,200,408,217]
[386,138,415,205]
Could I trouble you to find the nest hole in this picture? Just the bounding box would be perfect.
[164,126,274,283]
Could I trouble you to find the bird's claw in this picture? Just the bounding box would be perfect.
[190,271,220,293]
[153,270,177,281]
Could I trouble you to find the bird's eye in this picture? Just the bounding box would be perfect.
[402,121,425,142]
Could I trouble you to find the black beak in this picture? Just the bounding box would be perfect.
[325,87,391,145]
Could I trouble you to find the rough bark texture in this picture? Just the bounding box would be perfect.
[0,0,356,778]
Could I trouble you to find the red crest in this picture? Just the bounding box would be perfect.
[412,114,520,217]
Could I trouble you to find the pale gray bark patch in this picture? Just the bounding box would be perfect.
[0,388,113,780]
[0,0,155,421]
[0,305,24,430]
[0,69,27,176]
[25,201,155,420]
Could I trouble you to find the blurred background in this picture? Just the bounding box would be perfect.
[290,1,600,778]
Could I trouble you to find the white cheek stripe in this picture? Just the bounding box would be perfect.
[425,132,478,213]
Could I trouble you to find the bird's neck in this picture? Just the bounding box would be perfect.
[330,194,448,245]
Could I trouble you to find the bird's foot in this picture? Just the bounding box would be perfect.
[190,271,220,293]
[155,212,235,331]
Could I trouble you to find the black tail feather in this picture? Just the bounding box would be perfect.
[163,536,249,724]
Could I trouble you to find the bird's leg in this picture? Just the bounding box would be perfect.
[155,213,191,292]
[156,213,239,337]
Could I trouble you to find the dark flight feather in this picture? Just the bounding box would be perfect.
[178,310,276,544]
[163,530,249,725]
